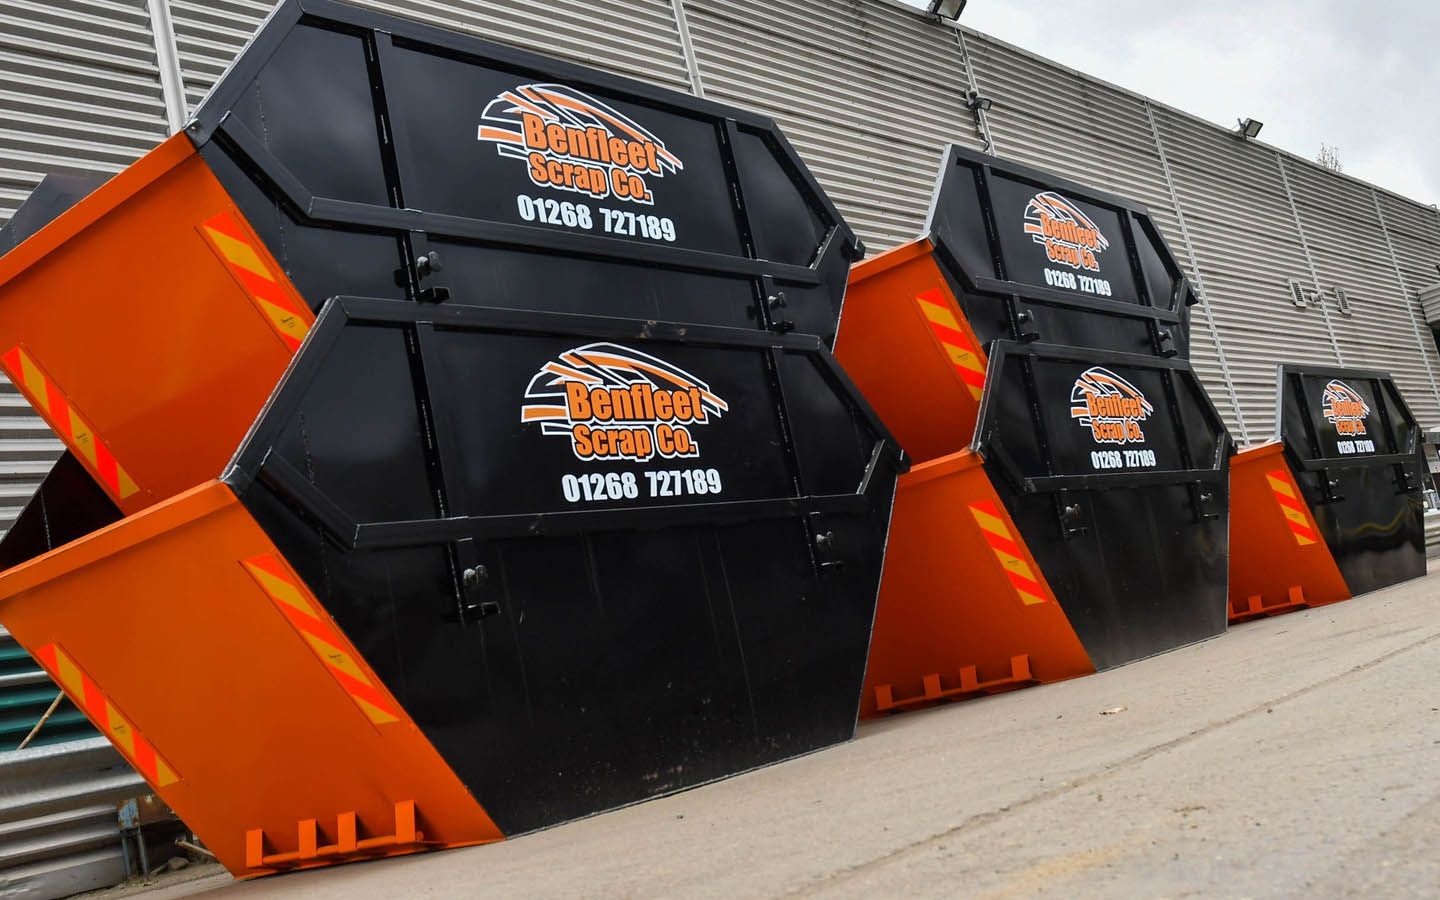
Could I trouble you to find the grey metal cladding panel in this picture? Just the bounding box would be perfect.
[348,0,692,90]
[169,0,693,114]
[0,0,168,225]
[1287,164,1440,425]
[167,0,275,108]
[0,381,64,536]
[962,32,1174,208]
[1376,190,1440,298]
[961,32,1240,436]
[0,0,165,537]
[1150,107,1339,440]
[685,0,982,251]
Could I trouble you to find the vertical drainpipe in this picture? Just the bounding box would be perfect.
[146,0,189,134]
[950,26,996,156]
[1275,153,1345,365]
[1143,100,1250,446]
[669,0,706,98]
[1372,189,1440,419]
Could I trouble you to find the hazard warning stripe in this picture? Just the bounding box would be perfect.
[199,212,311,352]
[968,500,1048,606]
[1265,470,1319,546]
[33,644,179,787]
[915,289,986,400]
[241,554,401,726]
[0,347,138,501]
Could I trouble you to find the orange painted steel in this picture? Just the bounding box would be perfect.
[835,239,987,463]
[860,450,1094,719]
[0,481,502,877]
[1227,442,1350,622]
[0,135,312,515]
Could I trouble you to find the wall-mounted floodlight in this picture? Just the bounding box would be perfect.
[1236,117,1264,140]
[928,0,968,20]
[965,90,993,112]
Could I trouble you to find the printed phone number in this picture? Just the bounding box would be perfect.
[1045,267,1113,297]
[517,195,677,243]
[1337,439,1375,455]
[1090,449,1157,470]
[562,468,723,503]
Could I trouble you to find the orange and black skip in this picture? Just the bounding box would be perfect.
[1227,365,1425,621]
[0,0,896,882]
[840,145,1231,717]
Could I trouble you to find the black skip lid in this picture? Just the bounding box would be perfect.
[971,340,1233,493]
[183,0,857,282]
[1275,362,1421,469]
[924,144,1190,324]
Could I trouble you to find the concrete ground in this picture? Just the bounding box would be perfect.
[153,568,1439,899]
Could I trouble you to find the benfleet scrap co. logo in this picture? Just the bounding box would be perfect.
[521,343,728,462]
[1023,191,1110,272]
[1070,367,1153,444]
[477,83,683,204]
[1321,379,1370,435]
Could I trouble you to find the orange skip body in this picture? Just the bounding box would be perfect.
[0,482,502,876]
[835,239,988,464]
[1227,442,1350,621]
[0,135,312,515]
[860,450,1095,718]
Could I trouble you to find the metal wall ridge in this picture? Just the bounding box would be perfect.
[0,738,141,900]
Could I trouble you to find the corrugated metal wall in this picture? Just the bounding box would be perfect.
[685,0,981,250]
[1,3,1439,893]
[167,0,276,110]
[960,31,1247,435]
[167,0,693,115]
[0,0,171,536]
[1,628,95,751]
[1151,106,1338,440]
[5,0,1440,446]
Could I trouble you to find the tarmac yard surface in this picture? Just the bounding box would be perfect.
[167,569,1440,899]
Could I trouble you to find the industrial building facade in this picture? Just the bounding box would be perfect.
[3,0,1440,534]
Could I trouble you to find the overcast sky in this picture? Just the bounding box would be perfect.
[903,0,1439,205]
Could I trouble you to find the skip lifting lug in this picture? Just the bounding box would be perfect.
[1395,464,1415,493]
[762,275,794,334]
[1157,328,1178,358]
[809,513,845,574]
[414,251,450,304]
[454,538,500,623]
[1015,307,1041,343]
[1192,482,1221,521]
[415,251,443,277]
[1056,495,1088,538]
[460,565,501,620]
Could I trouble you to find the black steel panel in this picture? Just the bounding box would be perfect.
[0,173,108,255]
[186,0,856,345]
[0,453,121,571]
[926,146,1194,358]
[1276,364,1426,596]
[223,298,900,835]
[973,341,1231,669]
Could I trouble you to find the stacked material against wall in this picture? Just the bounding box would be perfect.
[0,0,902,878]
[837,146,1232,716]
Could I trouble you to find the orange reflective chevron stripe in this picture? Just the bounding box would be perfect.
[0,346,138,501]
[1265,469,1319,546]
[241,554,401,726]
[968,500,1048,606]
[34,643,179,787]
[199,211,311,352]
[915,289,986,399]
